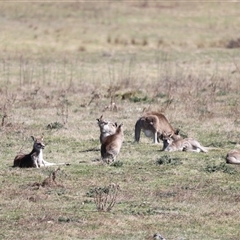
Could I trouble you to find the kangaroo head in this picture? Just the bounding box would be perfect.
[31,136,45,151]
[162,132,173,143]
[97,116,108,128]
[162,132,173,151]
[97,115,109,127]
[97,115,117,133]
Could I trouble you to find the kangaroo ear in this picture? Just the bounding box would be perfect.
[114,122,118,127]
[31,136,35,141]
[175,129,180,135]
[96,115,103,122]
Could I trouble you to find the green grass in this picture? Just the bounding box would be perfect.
[1,1,240,240]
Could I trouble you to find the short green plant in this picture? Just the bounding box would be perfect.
[110,161,123,167]
[204,162,237,175]
[130,95,151,103]
[47,121,64,130]
[156,155,182,166]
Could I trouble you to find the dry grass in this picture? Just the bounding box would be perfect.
[1,2,240,240]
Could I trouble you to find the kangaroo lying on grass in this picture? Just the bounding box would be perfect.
[226,150,240,164]
[135,111,180,146]
[101,123,124,164]
[97,115,117,144]
[13,136,67,168]
[162,132,208,153]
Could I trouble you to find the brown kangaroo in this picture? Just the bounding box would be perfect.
[135,111,180,146]
[101,123,124,164]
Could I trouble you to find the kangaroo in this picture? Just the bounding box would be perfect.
[101,123,124,164]
[226,150,240,164]
[97,115,117,144]
[162,133,207,153]
[135,111,180,145]
[13,136,67,168]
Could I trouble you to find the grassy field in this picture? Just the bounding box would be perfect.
[1,1,240,240]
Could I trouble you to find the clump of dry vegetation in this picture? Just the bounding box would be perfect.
[93,183,120,212]
[226,38,240,49]
[32,167,63,189]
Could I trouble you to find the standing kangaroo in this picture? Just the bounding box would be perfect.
[135,111,180,146]
[97,115,117,144]
[101,123,124,164]
[13,136,67,168]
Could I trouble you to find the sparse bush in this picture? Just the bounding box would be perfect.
[86,188,95,198]
[157,38,164,47]
[47,121,64,129]
[226,38,240,48]
[30,168,64,190]
[127,203,161,216]
[114,37,119,44]
[58,217,70,223]
[0,94,16,128]
[56,95,69,125]
[107,36,111,43]
[130,95,151,103]
[78,46,86,52]
[156,155,182,166]
[92,183,120,212]
[142,38,148,46]
[204,162,237,175]
[131,38,137,45]
[110,161,123,167]
[155,93,166,98]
